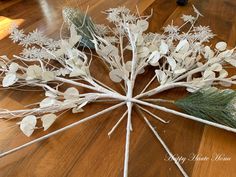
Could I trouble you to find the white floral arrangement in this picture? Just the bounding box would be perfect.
[1,5,236,177]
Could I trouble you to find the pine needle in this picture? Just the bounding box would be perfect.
[175,87,236,128]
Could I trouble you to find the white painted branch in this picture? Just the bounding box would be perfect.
[123,80,133,177]
[132,99,236,133]
[139,109,188,177]
[0,102,124,158]
[108,110,128,137]
[140,74,156,94]
[137,105,169,124]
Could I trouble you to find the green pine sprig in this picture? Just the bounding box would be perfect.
[175,87,236,128]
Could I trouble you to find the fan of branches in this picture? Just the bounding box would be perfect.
[0,5,236,177]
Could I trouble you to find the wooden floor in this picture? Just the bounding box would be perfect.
[0,0,236,176]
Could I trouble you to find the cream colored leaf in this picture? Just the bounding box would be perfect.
[148,51,160,66]
[125,61,132,72]
[137,20,149,32]
[20,115,37,137]
[26,65,42,80]
[155,70,168,85]
[9,62,19,73]
[64,87,79,100]
[204,46,214,59]
[40,98,58,108]
[215,41,227,51]
[42,71,55,81]
[2,73,18,87]
[159,40,168,54]
[176,39,189,53]
[41,114,57,131]
[109,69,123,83]
[203,70,215,79]
[167,57,176,70]
[137,47,150,58]
[219,69,228,78]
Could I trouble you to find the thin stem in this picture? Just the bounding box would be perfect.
[138,109,188,177]
[0,102,124,158]
[140,74,156,94]
[143,98,175,103]
[132,99,236,133]
[135,82,192,99]
[137,105,169,124]
[108,110,128,137]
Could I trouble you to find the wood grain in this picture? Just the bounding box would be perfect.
[0,0,235,177]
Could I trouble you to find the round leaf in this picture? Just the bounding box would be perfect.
[215,41,227,51]
[41,114,57,131]
[2,73,18,87]
[20,115,37,137]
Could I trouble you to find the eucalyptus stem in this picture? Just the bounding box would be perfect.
[0,102,124,158]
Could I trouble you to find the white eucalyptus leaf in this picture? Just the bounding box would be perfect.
[155,70,168,85]
[125,61,132,72]
[167,57,176,70]
[159,40,168,54]
[2,73,18,87]
[109,69,123,83]
[148,51,160,66]
[42,71,55,81]
[41,114,57,131]
[215,41,227,51]
[137,47,150,58]
[26,65,42,80]
[219,69,228,78]
[40,98,58,108]
[64,87,79,100]
[9,62,19,73]
[20,115,37,137]
[204,46,214,59]
[137,20,149,32]
[176,39,189,53]
[203,70,215,79]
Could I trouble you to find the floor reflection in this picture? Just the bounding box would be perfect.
[0,16,24,40]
